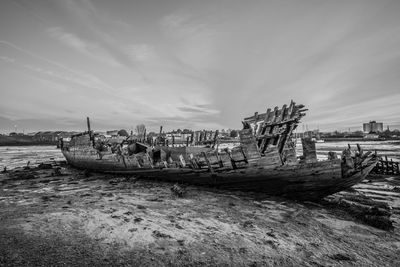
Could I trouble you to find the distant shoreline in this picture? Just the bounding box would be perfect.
[323,138,394,142]
[0,135,58,147]
[0,142,57,147]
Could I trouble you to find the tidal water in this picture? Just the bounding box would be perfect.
[1,141,399,170]
[308,140,400,161]
[0,146,64,170]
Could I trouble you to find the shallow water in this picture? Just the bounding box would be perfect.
[296,140,400,161]
[0,146,64,170]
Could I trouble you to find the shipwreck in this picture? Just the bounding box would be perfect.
[60,100,378,200]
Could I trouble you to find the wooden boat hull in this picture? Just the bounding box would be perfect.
[61,101,379,200]
[62,148,378,200]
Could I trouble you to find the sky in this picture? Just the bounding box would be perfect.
[1,0,400,133]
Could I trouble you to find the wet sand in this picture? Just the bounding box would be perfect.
[1,165,400,266]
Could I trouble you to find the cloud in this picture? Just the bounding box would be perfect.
[3,1,400,132]
[125,44,156,62]
[160,12,219,70]
[177,106,220,115]
[52,0,137,69]
[0,55,15,63]
[8,0,130,69]
[0,40,119,94]
[161,13,195,36]
[47,27,91,53]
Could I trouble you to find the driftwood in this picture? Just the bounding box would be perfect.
[325,194,393,230]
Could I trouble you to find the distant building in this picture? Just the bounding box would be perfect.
[33,131,74,142]
[364,133,380,139]
[363,121,383,133]
[106,130,119,136]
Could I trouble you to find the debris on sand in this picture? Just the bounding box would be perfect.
[325,191,394,230]
[243,220,254,228]
[52,167,62,176]
[171,184,186,197]
[38,163,53,169]
[152,230,172,239]
[41,195,51,202]
[83,169,91,177]
[10,171,36,180]
[328,253,356,262]
[133,217,143,223]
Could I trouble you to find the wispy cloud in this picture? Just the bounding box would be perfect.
[177,106,220,115]
[47,27,92,54]
[125,44,156,62]
[47,27,119,66]
[53,0,136,69]
[160,12,219,70]
[0,55,15,63]
[0,40,116,93]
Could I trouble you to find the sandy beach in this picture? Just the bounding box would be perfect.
[1,163,399,266]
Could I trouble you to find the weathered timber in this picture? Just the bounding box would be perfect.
[325,195,393,230]
[371,157,400,175]
[301,137,317,163]
[61,100,379,200]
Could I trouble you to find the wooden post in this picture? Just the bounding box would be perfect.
[301,137,317,162]
[202,152,214,173]
[356,143,363,156]
[212,130,219,148]
[146,152,154,168]
[86,117,91,133]
[179,154,186,167]
[239,146,248,164]
[158,126,163,146]
[385,156,389,174]
[216,151,223,168]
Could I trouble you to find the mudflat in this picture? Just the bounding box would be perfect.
[1,166,399,266]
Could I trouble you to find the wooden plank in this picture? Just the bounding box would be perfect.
[264,108,271,124]
[290,102,299,118]
[287,100,294,119]
[256,108,272,151]
[219,151,232,169]
[272,106,279,123]
[278,104,287,122]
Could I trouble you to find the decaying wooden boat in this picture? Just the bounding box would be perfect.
[61,100,379,200]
